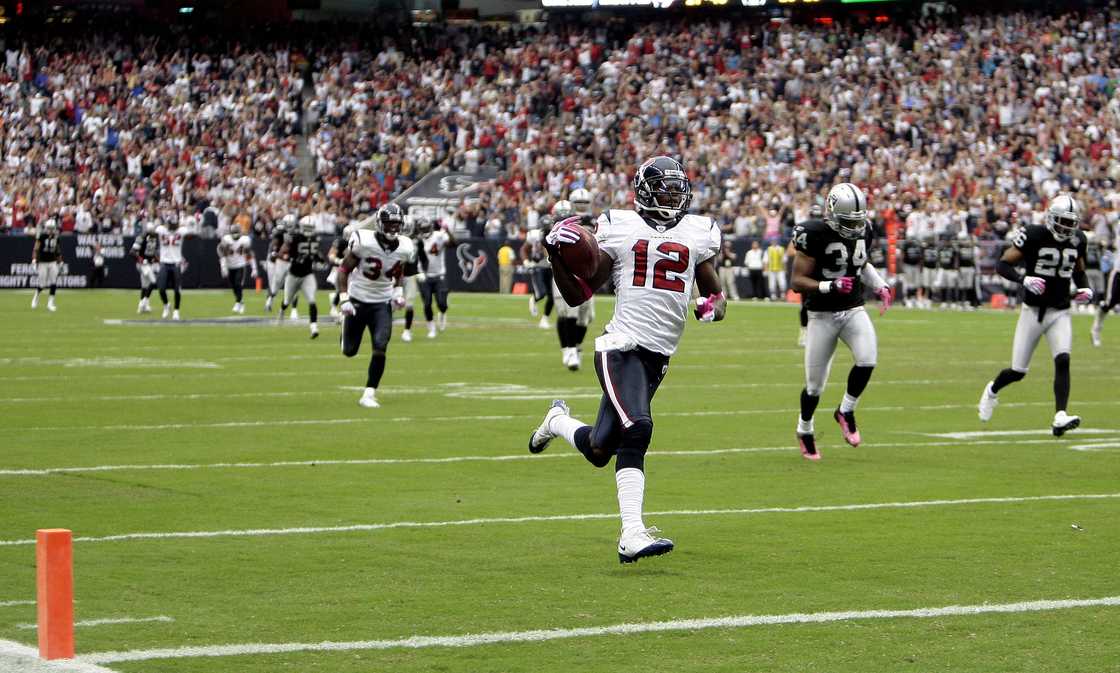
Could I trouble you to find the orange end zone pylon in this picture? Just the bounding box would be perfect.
[36,528,74,660]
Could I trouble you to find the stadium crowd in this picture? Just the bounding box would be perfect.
[2,8,1120,254]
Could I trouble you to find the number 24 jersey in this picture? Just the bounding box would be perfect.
[792,218,874,313]
[596,209,721,357]
[347,229,417,304]
[1011,225,1086,311]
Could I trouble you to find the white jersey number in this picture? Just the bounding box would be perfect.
[631,239,690,293]
[821,240,867,279]
[1034,247,1077,279]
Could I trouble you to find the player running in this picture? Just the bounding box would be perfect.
[217,228,257,314]
[336,203,416,408]
[789,183,892,461]
[419,218,456,338]
[279,219,324,339]
[522,219,553,329]
[978,194,1094,436]
[552,193,597,370]
[130,222,160,313]
[399,217,426,343]
[31,219,62,312]
[1091,230,1117,346]
[527,156,726,563]
[265,217,293,313]
[155,217,192,320]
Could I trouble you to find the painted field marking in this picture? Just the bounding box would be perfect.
[80,595,1120,664]
[0,600,35,607]
[0,639,119,673]
[0,493,1114,548]
[16,616,174,630]
[0,438,1098,477]
[926,429,1120,440]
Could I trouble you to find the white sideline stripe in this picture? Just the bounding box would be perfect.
[16,616,174,630]
[14,401,1120,432]
[0,600,35,607]
[928,429,1120,439]
[0,439,1096,477]
[80,596,1120,663]
[0,639,119,673]
[0,391,323,404]
[0,494,1114,547]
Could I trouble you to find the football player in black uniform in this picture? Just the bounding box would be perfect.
[900,235,924,308]
[935,234,959,308]
[31,219,62,312]
[265,217,293,314]
[279,220,325,339]
[130,222,160,313]
[1089,233,1114,347]
[790,183,892,461]
[792,205,825,346]
[978,194,1094,436]
[956,233,980,310]
[920,236,939,309]
[521,216,554,329]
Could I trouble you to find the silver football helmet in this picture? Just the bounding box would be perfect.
[299,218,315,236]
[569,189,592,216]
[1045,193,1080,241]
[43,219,59,233]
[825,183,869,239]
[551,200,573,219]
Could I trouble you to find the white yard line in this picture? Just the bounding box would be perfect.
[0,639,119,673]
[79,595,1120,664]
[0,494,1114,548]
[926,429,1120,439]
[16,616,174,630]
[0,439,1097,477]
[0,600,35,607]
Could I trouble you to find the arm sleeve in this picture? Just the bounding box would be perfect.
[996,259,1023,284]
[1073,237,1089,288]
[861,263,887,291]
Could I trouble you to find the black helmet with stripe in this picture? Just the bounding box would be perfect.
[376,203,405,239]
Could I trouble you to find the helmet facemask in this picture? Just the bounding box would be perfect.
[635,174,691,227]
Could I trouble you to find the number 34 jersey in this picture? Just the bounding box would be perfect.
[793,218,875,313]
[347,229,417,304]
[1012,225,1086,311]
[596,209,721,357]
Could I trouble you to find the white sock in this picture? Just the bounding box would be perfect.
[840,393,859,414]
[797,417,814,435]
[549,414,587,447]
[615,467,646,536]
[427,321,435,330]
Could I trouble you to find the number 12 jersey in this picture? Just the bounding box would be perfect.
[596,209,721,356]
[792,218,875,312]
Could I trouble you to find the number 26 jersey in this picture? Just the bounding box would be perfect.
[596,209,721,357]
[1011,224,1086,311]
[793,218,874,313]
[347,229,417,304]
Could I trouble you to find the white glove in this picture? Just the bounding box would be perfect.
[416,272,427,283]
[391,286,406,310]
[339,294,356,317]
[219,262,228,279]
[545,220,582,247]
[1073,287,1094,304]
[1022,276,1047,295]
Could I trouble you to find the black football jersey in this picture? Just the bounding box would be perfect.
[131,233,159,262]
[937,245,958,269]
[36,232,61,262]
[285,232,320,277]
[902,240,923,265]
[958,244,976,267]
[270,228,286,254]
[793,218,873,312]
[1011,225,1086,311]
[921,245,939,268]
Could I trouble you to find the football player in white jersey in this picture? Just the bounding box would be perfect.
[335,203,416,408]
[155,217,194,320]
[217,228,257,314]
[552,191,596,370]
[789,183,892,460]
[31,219,62,312]
[527,156,726,563]
[418,218,457,338]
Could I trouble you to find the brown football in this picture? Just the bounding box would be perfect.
[557,225,600,280]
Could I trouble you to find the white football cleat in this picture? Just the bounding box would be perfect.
[309,323,319,339]
[141,299,151,313]
[571,348,582,371]
[162,304,171,319]
[264,295,274,313]
[528,399,569,454]
[47,299,57,312]
[437,312,447,331]
[529,296,538,317]
[232,303,240,314]
[172,310,181,321]
[618,527,674,564]
[401,329,412,343]
[137,300,145,314]
[30,293,39,309]
[427,326,437,339]
[538,315,550,329]
[290,308,299,320]
[560,348,571,367]
[358,387,379,408]
[1052,411,1081,437]
[978,381,998,422]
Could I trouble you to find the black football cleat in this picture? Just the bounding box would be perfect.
[798,433,820,461]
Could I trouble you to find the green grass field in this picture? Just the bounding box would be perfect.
[1,289,1118,673]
